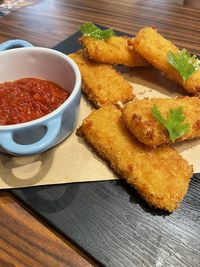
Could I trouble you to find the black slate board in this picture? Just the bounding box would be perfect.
[11,29,200,267]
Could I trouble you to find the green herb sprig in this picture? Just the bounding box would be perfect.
[152,104,190,143]
[80,22,116,40]
[167,49,200,81]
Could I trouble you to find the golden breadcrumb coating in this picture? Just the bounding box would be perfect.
[78,105,192,212]
[69,51,134,107]
[80,36,150,67]
[131,27,200,95]
[122,97,200,147]
[185,69,200,96]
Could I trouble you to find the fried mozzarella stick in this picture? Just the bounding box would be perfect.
[130,27,200,95]
[69,51,134,107]
[122,97,200,147]
[78,105,192,212]
[80,36,150,67]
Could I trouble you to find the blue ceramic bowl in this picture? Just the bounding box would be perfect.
[0,40,81,156]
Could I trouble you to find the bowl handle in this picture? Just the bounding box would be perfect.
[0,39,33,51]
[0,117,61,155]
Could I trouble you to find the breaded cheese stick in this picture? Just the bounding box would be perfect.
[80,36,150,67]
[122,97,200,147]
[78,105,192,212]
[131,27,200,95]
[69,51,134,107]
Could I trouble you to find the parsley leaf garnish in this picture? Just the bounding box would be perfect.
[167,49,200,81]
[152,104,190,143]
[80,22,116,40]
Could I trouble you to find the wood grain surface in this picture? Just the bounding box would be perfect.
[0,192,95,267]
[0,0,200,266]
[0,0,200,53]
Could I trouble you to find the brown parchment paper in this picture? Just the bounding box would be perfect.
[0,67,199,189]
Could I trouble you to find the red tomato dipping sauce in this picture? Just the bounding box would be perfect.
[0,78,69,125]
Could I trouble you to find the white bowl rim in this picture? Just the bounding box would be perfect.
[0,47,81,130]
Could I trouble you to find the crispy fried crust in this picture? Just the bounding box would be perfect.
[185,69,200,96]
[131,27,200,95]
[80,36,150,67]
[78,105,192,212]
[122,97,200,146]
[69,51,134,107]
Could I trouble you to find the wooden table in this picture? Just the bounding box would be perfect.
[0,0,200,266]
